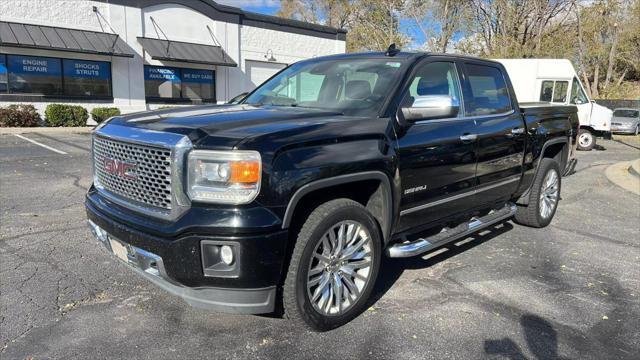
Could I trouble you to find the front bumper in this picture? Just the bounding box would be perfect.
[611,125,636,134]
[85,187,289,314]
[87,219,277,314]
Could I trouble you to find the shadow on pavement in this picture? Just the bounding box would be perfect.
[368,221,514,307]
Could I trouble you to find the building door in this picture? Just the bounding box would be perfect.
[246,60,286,88]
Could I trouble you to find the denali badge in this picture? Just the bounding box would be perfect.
[104,158,137,180]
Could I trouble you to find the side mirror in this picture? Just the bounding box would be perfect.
[400,95,459,122]
[573,98,584,105]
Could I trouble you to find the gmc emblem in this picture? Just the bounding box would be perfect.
[104,158,137,180]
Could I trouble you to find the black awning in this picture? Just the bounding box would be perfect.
[137,37,237,67]
[0,21,134,58]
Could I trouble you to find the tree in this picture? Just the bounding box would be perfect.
[403,0,467,52]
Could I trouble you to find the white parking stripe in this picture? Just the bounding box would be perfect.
[14,134,68,155]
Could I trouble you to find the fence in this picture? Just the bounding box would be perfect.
[595,99,640,110]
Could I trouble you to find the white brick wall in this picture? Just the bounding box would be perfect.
[0,1,346,119]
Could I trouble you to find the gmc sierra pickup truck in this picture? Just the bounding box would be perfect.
[87,51,578,331]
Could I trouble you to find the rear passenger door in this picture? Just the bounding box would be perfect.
[461,62,525,206]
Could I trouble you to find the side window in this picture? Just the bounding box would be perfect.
[464,64,512,116]
[401,61,461,119]
[570,77,588,104]
[552,81,568,103]
[540,81,553,102]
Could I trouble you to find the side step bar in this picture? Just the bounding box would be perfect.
[386,203,517,258]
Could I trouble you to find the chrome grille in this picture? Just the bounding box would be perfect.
[93,135,173,210]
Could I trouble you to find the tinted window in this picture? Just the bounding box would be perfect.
[182,68,215,100]
[401,61,461,119]
[0,55,6,92]
[540,81,553,102]
[464,64,512,116]
[7,55,62,95]
[63,59,111,97]
[144,66,181,99]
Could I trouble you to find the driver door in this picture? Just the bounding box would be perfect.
[395,59,478,232]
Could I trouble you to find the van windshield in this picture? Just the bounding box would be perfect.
[243,58,407,116]
[613,109,639,118]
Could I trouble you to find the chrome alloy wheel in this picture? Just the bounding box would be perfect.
[539,169,559,219]
[306,220,373,316]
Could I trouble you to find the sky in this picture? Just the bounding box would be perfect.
[216,0,280,15]
[215,0,433,48]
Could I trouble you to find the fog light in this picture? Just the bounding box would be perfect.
[220,245,234,265]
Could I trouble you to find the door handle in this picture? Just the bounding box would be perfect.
[459,134,478,142]
[511,128,525,135]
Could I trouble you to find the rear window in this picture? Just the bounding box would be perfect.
[464,64,512,116]
[613,109,639,118]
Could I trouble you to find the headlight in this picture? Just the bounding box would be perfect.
[187,150,261,204]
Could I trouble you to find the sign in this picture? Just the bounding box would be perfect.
[0,56,6,75]
[182,69,214,84]
[63,59,111,79]
[7,55,61,76]
[144,66,180,82]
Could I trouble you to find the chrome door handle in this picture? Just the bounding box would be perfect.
[460,134,478,142]
[511,128,525,135]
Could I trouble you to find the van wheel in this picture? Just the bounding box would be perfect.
[283,199,381,331]
[514,158,561,228]
[577,129,595,151]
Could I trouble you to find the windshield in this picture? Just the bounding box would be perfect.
[243,58,407,116]
[613,109,639,118]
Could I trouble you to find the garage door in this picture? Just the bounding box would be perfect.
[246,60,286,87]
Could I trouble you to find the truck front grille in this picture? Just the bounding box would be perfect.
[93,135,173,210]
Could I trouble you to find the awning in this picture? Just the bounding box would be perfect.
[0,21,134,58]
[137,37,237,67]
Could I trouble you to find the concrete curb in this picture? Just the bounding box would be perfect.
[605,159,640,195]
[0,127,94,135]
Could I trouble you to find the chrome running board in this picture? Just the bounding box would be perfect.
[386,203,517,258]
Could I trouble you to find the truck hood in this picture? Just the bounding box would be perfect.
[106,104,360,148]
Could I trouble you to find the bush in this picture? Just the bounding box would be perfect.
[0,105,42,127]
[91,107,121,123]
[44,104,89,127]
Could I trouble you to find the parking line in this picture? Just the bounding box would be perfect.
[14,134,68,155]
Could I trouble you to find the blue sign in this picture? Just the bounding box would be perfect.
[7,55,61,76]
[63,59,110,79]
[182,69,214,84]
[144,66,180,82]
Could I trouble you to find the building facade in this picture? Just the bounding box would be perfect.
[0,0,346,117]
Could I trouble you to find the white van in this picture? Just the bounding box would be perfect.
[495,59,612,150]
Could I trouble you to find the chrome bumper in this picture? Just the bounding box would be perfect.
[87,220,276,314]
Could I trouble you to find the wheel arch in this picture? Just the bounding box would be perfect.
[281,171,393,244]
[517,137,568,205]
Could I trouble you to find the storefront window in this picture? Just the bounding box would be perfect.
[0,55,7,93]
[63,59,111,97]
[144,66,181,99]
[7,55,63,95]
[144,65,215,102]
[182,69,215,100]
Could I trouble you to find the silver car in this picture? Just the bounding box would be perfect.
[611,108,640,135]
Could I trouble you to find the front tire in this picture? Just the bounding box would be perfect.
[514,158,561,228]
[283,199,381,331]
[577,128,596,151]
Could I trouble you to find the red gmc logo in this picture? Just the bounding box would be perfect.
[104,158,137,180]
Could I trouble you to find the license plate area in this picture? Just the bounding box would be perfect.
[109,238,131,263]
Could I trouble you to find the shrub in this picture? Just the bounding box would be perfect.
[44,104,89,127]
[0,104,42,127]
[91,107,121,123]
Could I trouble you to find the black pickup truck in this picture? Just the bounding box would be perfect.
[86,52,578,331]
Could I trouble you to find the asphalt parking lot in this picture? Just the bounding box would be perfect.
[1,132,639,359]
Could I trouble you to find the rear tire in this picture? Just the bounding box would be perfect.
[577,128,596,151]
[514,158,561,228]
[283,199,381,331]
